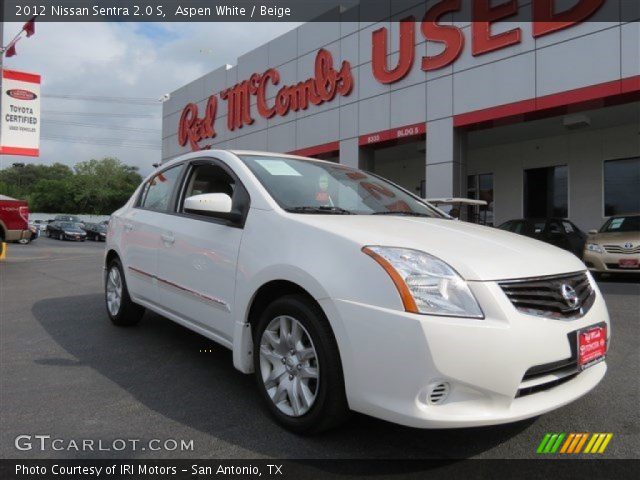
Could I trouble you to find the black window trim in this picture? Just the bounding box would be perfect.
[172,157,252,229]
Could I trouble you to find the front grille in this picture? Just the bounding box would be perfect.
[516,373,579,398]
[499,272,595,320]
[604,245,640,254]
[517,331,580,398]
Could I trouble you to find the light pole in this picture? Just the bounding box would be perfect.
[12,162,25,189]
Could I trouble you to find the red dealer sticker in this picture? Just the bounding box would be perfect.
[578,325,607,370]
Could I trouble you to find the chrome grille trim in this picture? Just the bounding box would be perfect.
[499,272,595,320]
[603,245,640,254]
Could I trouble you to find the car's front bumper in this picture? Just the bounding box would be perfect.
[63,234,86,241]
[583,250,640,274]
[320,279,610,429]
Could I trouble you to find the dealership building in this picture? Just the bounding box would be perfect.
[161,3,639,231]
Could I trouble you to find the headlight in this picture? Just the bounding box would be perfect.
[362,246,483,318]
[64,231,74,235]
[586,243,603,254]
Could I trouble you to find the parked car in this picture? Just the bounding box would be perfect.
[15,222,41,244]
[84,222,107,241]
[54,214,84,228]
[497,218,587,257]
[0,194,31,243]
[105,151,609,433]
[32,219,48,233]
[583,214,640,276]
[46,221,87,241]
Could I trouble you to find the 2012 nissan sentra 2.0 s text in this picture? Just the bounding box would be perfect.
[104,150,610,433]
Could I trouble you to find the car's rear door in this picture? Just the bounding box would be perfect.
[156,158,250,343]
[120,163,185,306]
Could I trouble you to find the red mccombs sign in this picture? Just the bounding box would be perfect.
[178,0,604,151]
[179,49,352,151]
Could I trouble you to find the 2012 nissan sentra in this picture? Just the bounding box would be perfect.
[104,150,610,433]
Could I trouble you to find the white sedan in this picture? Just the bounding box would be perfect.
[104,150,610,433]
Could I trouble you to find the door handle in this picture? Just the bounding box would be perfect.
[161,233,175,245]
[123,223,134,232]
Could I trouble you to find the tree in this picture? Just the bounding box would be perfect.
[0,158,142,214]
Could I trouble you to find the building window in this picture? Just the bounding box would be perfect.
[524,165,568,219]
[466,173,494,225]
[478,173,494,226]
[604,157,640,216]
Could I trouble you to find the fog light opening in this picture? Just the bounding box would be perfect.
[428,382,450,405]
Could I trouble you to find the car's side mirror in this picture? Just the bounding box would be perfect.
[184,193,232,215]
[183,193,242,223]
[588,229,598,235]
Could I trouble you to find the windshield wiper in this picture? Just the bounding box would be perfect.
[371,211,432,217]
[285,206,353,215]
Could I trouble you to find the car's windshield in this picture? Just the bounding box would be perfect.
[59,222,76,229]
[239,155,444,217]
[600,216,640,233]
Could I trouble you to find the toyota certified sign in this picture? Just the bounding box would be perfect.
[0,69,41,157]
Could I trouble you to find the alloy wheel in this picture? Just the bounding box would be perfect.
[259,315,319,417]
[106,266,123,316]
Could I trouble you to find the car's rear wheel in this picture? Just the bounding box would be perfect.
[105,258,144,326]
[253,294,349,434]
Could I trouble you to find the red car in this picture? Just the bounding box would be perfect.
[0,194,31,243]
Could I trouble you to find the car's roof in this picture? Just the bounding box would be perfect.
[158,149,338,172]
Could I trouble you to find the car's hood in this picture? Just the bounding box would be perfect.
[589,230,639,244]
[292,215,586,281]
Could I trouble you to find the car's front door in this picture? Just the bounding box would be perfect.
[120,164,184,306]
[156,159,249,342]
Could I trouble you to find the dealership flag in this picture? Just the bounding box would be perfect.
[5,40,19,58]
[23,17,37,37]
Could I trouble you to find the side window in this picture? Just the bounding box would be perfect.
[180,162,250,223]
[139,165,183,212]
[548,221,562,234]
[562,221,575,234]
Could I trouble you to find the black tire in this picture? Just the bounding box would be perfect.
[253,294,349,434]
[105,257,145,326]
[58,233,63,241]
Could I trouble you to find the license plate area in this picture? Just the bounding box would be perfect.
[578,325,607,370]
[618,258,639,268]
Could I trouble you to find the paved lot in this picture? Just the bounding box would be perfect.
[1,237,638,460]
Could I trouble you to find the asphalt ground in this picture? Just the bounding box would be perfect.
[1,237,638,460]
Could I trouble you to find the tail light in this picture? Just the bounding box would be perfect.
[19,206,29,225]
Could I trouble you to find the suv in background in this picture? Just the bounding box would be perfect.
[0,194,31,243]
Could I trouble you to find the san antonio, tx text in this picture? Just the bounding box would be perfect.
[16,463,284,476]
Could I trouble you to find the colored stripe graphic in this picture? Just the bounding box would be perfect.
[537,433,565,454]
[539,433,613,454]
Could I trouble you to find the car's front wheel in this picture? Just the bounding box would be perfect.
[253,294,349,434]
[105,258,144,326]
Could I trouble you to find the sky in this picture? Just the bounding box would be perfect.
[1,21,299,176]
